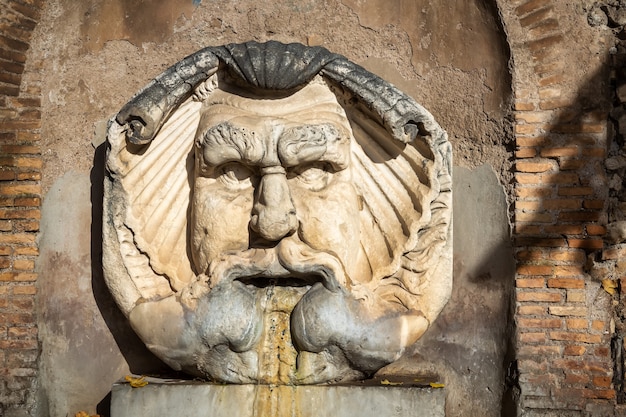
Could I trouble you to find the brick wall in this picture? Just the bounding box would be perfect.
[0,0,623,416]
[0,0,43,415]
[501,0,619,415]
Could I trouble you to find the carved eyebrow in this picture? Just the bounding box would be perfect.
[278,123,349,169]
[197,122,264,166]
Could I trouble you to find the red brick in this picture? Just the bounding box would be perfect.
[515,102,536,111]
[542,173,580,184]
[13,197,39,207]
[544,224,583,235]
[518,344,561,356]
[516,201,542,211]
[0,339,37,349]
[518,305,546,315]
[8,326,36,339]
[583,389,615,399]
[12,285,35,295]
[515,237,567,247]
[586,225,605,235]
[0,184,40,196]
[0,171,17,181]
[10,296,34,310]
[0,120,41,130]
[534,58,563,76]
[515,224,542,235]
[0,145,40,155]
[14,246,37,256]
[543,199,581,210]
[530,20,561,40]
[584,147,606,158]
[549,306,586,316]
[0,209,40,219]
[558,187,594,196]
[2,312,34,324]
[12,259,34,271]
[517,265,552,275]
[567,238,603,250]
[547,278,584,289]
[516,161,554,173]
[516,211,552,222]
[0,84,19,96]
[538,73,565,87]
[549,332,602,344]
[0,256,10,268]
[8,97,41,108]
[0,35,29,52]
[566,319,588,329]
[592,320,605,331]
[16,172,41,181]
[14,219,38,232]
[515,0,552,16]
[517,291,562,302]
[515,124,538,135]
[516,148,537,158]
[554,265,584,276]
[566,290,585,303]
[0,272,36,281]
[564,373,589,384]
[519,332,546,344]
[528,35,563,53]
[559,158,585,170]
[591,376,612,388]
[595,347,610,357]
[516,186,553,198]
[518,318,562,329]
[564,345,586,356]
[517,250,546,261]
[516,278,545,288]
[0,233,36,244]
[16,131,40,141]
[517,137,549,147]
[540,147,579,158]
[583,200,605,210]
[518,358,548,372]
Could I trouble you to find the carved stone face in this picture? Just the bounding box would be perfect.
[104,41,452,385]
[191,81,369,287]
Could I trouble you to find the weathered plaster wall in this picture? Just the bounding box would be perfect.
[26,1,513,416]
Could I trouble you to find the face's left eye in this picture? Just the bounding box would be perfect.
[217,162,256,190]
[288,162,332,191]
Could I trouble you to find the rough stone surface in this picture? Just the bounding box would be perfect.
[110,379,446,417]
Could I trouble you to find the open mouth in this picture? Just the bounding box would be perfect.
[237,273,328,288]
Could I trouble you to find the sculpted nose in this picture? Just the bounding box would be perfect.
[250,166,297,241]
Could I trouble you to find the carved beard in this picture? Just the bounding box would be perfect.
[168,235,426,384]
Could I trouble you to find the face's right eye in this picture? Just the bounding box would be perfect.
[216,162,256,190]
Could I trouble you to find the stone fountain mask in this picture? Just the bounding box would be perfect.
[103,41,452,384]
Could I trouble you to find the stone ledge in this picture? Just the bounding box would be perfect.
[111,378,446,417]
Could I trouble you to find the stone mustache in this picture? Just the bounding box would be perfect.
[103,41,452,384]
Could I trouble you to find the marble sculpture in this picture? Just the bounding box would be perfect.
[103,41,452,384]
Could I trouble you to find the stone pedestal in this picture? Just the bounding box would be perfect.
[110,378,446,417]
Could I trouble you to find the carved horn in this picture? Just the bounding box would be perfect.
[115,48,219,145]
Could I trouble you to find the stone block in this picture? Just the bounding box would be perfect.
[111,380,446,417]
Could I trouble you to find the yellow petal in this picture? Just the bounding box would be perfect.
[125,375,149,388]
[429,382,445,388]
[380,379,403,386]
[602,279,617,295]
